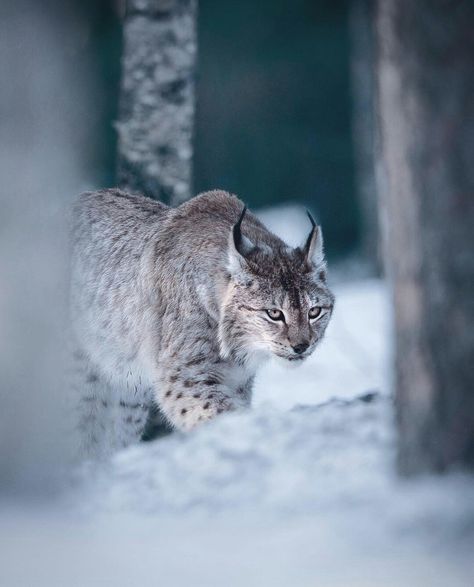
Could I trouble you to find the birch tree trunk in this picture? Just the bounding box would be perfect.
[376,0,474,473]
[117,0,197,205]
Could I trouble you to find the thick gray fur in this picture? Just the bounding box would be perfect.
[71,189,334,458]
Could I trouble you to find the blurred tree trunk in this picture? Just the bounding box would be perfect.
[350,0,380,273]
[376,0,474,474]
[117,0,197,205]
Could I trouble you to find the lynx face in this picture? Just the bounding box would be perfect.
[219,209,334,366]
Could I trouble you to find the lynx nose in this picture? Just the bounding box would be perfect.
[292,342,309,355]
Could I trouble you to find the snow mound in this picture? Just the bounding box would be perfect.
[4,393,473,587]
[78,393,474,552]
[81,394,393,515]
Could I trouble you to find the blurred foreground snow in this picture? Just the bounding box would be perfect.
[1,273,473,586]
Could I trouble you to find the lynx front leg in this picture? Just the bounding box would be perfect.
[157,361,251,432]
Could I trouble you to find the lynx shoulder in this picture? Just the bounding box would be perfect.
[71,188,334,458]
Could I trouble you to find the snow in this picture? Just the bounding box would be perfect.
[257,202,312,248]
[2,387,473,586]
[80,393,393,515]
[1,204,473,586]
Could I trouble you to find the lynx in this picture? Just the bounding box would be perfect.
[71,189,334,458]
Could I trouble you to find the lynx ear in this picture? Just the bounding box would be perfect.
[303,211,325,267]
[228,206,254,275]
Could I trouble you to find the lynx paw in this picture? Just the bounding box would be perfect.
[167,394,244,432]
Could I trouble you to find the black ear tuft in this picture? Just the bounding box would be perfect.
[306,210,316,229]
[233,205,248,256]
[304,210,318,257]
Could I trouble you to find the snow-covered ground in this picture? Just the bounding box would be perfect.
[1,206,473,586]
[3,391,473,587]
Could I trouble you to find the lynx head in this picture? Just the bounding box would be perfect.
[219,207,334,367]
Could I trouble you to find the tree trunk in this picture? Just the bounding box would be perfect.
[376,0,474,474]
[350,0,380,273]
[117,0,197,205]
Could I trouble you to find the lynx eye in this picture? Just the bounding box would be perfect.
[308,306,323,320]
[266,308,285,322]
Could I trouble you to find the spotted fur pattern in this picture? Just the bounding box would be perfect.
[71,189,334,458]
